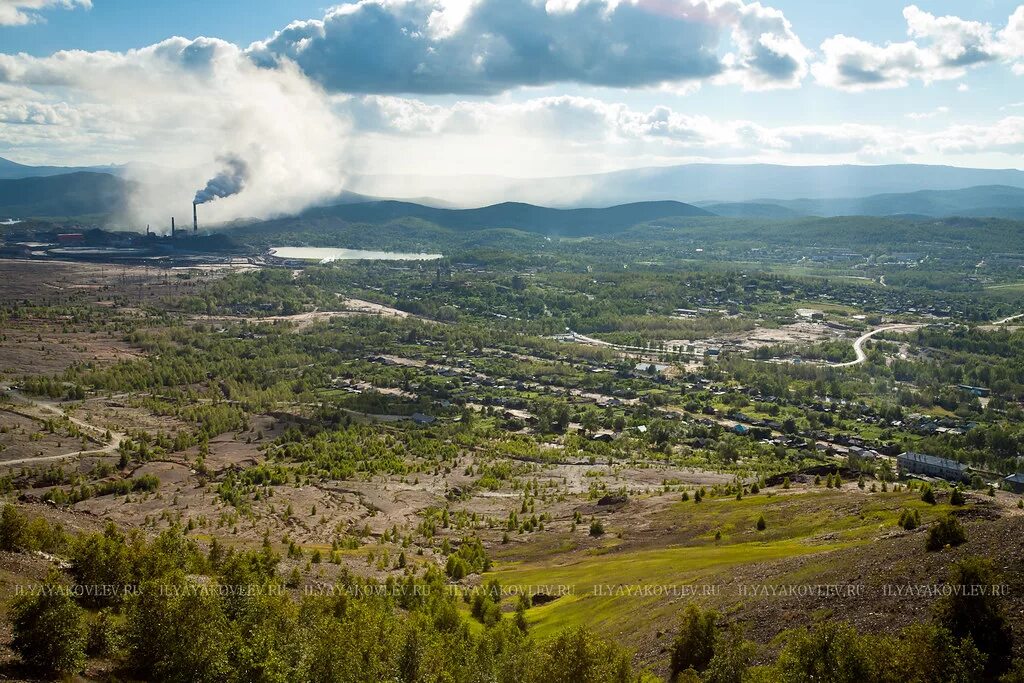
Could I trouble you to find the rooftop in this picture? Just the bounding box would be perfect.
[898,451,968,472]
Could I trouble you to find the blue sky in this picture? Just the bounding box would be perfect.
[1,1,1016,55]
[1,0,1023,216]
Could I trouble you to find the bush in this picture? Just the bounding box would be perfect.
[86,608,121,657]
[589,519,605,537]
[950,488,966,506]
[0,503,27,550]
[898,508,921,530]
[755,515,767,531]
[670,604,719,677]
[532,626,636,683]
[11,574,87,676]
[934,558,1014,678]
[926,515,966,551]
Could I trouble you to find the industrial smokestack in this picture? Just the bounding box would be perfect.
[171,216,175,237]
[193,202,198,233]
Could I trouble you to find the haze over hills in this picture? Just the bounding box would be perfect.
[0,156,119,181]
[763,185,1024,219]
[3,160,1024,226]
[348,163,1024,208]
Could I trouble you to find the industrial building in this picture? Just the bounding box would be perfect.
[1003,473,1024,494]
[896,451,970,482]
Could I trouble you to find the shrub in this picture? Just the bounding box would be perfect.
[589,519,605,537]
[11,573,87,676]
[755,515,767,531]
[926,515,966,551]
[950,488,966,506]
[898,508,921,530]
[921,485,936,505]
[0,503,27,550]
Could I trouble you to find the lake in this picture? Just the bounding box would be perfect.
[269,247,443,263]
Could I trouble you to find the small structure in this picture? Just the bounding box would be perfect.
[897,451,969,482]
[634,362,668,375]
[56,233,85,244]
[957,385,991,398]
[1003,473,1024,494]
[410,413,436,425]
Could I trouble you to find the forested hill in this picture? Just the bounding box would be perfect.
[292,199,714,236]
[0,172,127,218]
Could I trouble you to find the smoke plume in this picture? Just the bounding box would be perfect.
[194,156,249,205]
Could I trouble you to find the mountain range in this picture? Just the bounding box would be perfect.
[2,157,1024,227]
[347,163,1024,208]
[0,156,119,181]
[700,185,1024,220]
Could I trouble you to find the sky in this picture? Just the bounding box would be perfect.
[1,0,1023,220]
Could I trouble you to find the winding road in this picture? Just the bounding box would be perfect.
[0,386,125,467]
[991,313,1024,326]
[830,324,924,368]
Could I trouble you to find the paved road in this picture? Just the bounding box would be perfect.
[830,324,924,368]
[0,386,125,467]
[992,313,1024,326]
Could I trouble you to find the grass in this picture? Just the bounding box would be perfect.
[489,487,954,641]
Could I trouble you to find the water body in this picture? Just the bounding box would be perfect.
[270,247,442,263]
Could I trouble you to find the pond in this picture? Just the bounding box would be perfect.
[269,247,442,263]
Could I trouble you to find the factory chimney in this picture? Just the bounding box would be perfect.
[193,202,198,234]
[171,216,175,237]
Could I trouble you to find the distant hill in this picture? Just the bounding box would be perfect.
[296,199,714,236]
[697,202,804,219]
[0,172,127,218]
[763,185,1024,218]
[348,163,1024,207]
[0,156,120,180]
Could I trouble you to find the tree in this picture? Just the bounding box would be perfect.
[11,573,87,676]
[774,621,876,683]
[704,624,754,683]
[921,485,936,505]
[532,626,635,683]
[934,558,1014,678]
[670,604,719,677]
[950,488,966,506]
[755,515,767,531]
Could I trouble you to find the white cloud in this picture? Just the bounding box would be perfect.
[248,0,810,94]
[339,94,1024,173]
[0,0,89,26]
[0,38,351,226]
[813,4,1024,91]
[906,106,949,120]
